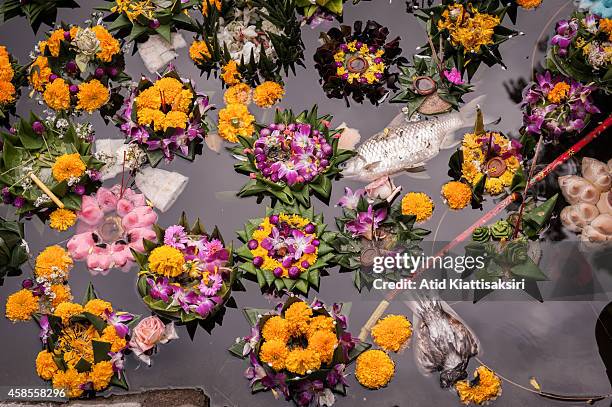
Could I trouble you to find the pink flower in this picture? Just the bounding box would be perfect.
[110,243,132,267]
[122,189,147,207]
[96,187,119,213]
[87,246,114,274]
[116,198,135,217]
[67,233,94,260]
[365,176,400,201]
[122,206,157,231]
[78,195,104,226]
[131,316,165,353]
[443,67,464,85]
[128,227,157,252]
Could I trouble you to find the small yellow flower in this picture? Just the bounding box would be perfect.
[441,181,473,210]
[371,314,412,352]
[455,366,502,405]
[401,192,434,222]
[43,78,71,111]
[49,208,77,231]
[484,177,504,195]
[52,153,86,182]
[253,81,284,108]
[355,350,395,389]
[5,289,39,321]
[148,245,185,278]
[259,339,289,371]
[76,79,110,113]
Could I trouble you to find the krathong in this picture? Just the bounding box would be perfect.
[0,113,103,228]
[230,106,354,207]
[333,192,430,291]
[135,213,240,327]
[236,205,337,295]
[548,13,612,93]
[0,0,80,33]
[116,66,213,166]
[0,45,25,126]
[28,23,129,119]
[229,297,370,406]
[67,184,157,275]
[98,0,198,49]
[191,0,304,86]
[313,20,405,105]
[33,284,136,398]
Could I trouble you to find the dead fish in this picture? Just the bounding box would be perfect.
[341,96,487,182]
[405,298,479,388]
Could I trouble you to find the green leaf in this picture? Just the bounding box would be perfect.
[92,340,112,363]
[82,282,97,303]
[74,358,91,373]
[510,258,548,281]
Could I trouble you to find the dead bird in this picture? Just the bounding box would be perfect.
[340,96,490,182]
[406,298,480,388]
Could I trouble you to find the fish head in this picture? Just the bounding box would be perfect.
[339,154,367,179]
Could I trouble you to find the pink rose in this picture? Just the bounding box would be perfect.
[96,187,118,213]
[67,233,94,260]
[128,227,157,252]
[110,243,133,267]
[122,206,157,231]
[116,198,135,217]
[131,316,166,352]
[87,246,113,273]
[365,176,400,201]
[122,188,147,207]
[78,195,104,226]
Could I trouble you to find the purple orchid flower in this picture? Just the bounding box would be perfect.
[338,332,359,360]
[104,310,134,339]
[148,277,174,302]
[190,295,219,317]
[332,303,348,329]
[326,364,349,388]
[336,187,364,209]
[345,205,387,239]
[39,315,50,345]
[286,229,316,260]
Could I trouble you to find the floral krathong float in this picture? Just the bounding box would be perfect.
[333,191,430,291]
[116,66,213,167]
[0,0,80,33]
[135,213,241,331]
[0,113,103,229]
[67,184,157,275]
[98,0,198,49]
[547,12,612,93]
[229,297,370,406]
[236,205,336,296]
[191,0,305,86]
[559,157,612,243]
[0,45,26,126]
[313,20,406,105]
[0,217,29,285]
[28,23,129,120]
[230,106,354,207]
[33,283,136,397]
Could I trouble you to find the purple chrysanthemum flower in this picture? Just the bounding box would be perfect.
[164,225,189,250]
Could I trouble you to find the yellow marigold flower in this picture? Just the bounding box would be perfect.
[52,153,86,182]
[355,349,395,389]
[35,245,73,278]
[224,83,252,105]
[189,40,211,64]
[601,19,612,40]
[201,0,221,15]
[156,77,184,104]
[137,107,164,129]
[217,103,254,143]
[76,79,109,113]
[253,81,284,108]
[0,80,15,105]
[49,208,77,231]
[43,78,71,111]
[484,177,504,195]
[5,289,38,321]
[284,301,313,335]
[50,284,72,309]
[148,245,185,278]
[401,192,434,222]
[371,314,412,352]
[499,170,514,187]
[52,368,86,398]
[307,330,337,364]
[0,61,14,83]
[262,315,290,342]
[54,302,84,325]
[92,25,120,62]
[163,110,188,130]
[307,315,336,338]
[516,0,541,9]
[285,348,321,375]
[173,89,193,113]
[29,56,51,91]
[136,86,162,110]
[84,299,113,317]
[221,60,241,85]
[455,366,502,405]
[439,6,500,52]
[36,350,58,380]
[90,361,115,391]
[102,325,127,353]
[547,81,570,103]
[46,29,66,57]
[441,181,473,210]
[259,339,289,371]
